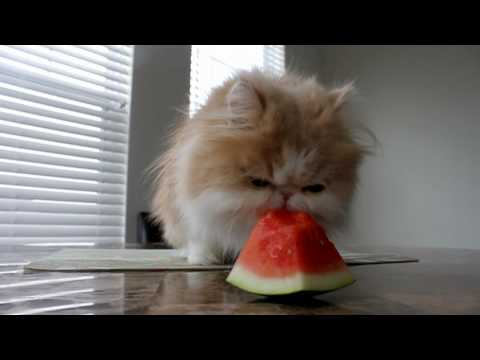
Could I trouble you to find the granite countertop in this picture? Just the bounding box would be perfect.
[1,243,479,315]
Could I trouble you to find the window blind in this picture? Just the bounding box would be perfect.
[189,45,285,116]
[0,45,134,246]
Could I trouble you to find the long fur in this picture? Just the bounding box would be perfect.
[149,69,373,265]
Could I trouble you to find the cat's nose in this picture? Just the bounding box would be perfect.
[281,191,293,202]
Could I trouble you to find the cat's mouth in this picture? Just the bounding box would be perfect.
[256,207,271,219]
[256,202,301,217]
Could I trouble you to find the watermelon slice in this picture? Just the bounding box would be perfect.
[226,209,355,296]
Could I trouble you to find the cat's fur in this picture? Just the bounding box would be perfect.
[149,69,370,265]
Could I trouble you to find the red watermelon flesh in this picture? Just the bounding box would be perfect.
[226,209,355,296]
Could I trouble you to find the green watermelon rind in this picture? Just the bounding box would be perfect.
[226,264,355,296]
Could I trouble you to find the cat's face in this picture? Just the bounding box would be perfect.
[181,70,365,232]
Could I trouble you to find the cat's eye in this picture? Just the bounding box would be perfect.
[250,177,271,188]
[302,184,325,193]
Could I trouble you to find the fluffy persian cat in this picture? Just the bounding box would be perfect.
[149,69,371,265]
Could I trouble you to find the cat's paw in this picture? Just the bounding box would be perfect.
[178,248,188,258]
[187,250,220,265]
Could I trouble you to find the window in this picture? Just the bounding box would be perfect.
[189,45,285,116]
[0,45,134,246]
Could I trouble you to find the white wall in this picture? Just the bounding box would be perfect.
[287,45,480,249]
[126,45,190,243]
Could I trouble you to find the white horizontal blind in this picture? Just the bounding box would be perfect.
[189,45,285,116]
[0,45,134,246]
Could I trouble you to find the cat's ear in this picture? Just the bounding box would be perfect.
[226,79,265,124]
[329,82,355,111]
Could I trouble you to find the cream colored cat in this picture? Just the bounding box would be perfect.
[149,69,371,265]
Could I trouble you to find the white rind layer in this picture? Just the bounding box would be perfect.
[226,264,355,295]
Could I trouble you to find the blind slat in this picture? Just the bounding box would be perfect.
[77,46,132,67]
[0,121,126,155]
[0,94,127,129]
[0,186,125,205]
[0,99,127,135]
[0,212,124,226]
[0,160,125,184]
[1,46,130,94]
[43,45,130,76]
[0,45,128,94]
[0,72,127,112]
[0,83,127,123]
[0,225,123,237]
[0,198,124,216]
[0,134,126,163]
[0,172,125,195]
[9,45,131,85]
[0,148,125,174]
[0,61,128,105]
[0,109,127,143]
[0,236,123,244]
[105,45,133,57]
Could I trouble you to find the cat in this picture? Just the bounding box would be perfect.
[149,68,372,265]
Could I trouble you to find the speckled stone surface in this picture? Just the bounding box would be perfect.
[1,243,479,315]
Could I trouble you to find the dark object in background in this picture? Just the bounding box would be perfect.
[137,212,171,248]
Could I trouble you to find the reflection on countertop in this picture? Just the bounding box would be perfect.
[1,243,480,315]
[0,242,161,315]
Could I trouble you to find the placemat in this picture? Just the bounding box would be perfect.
[24,249,418,272]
